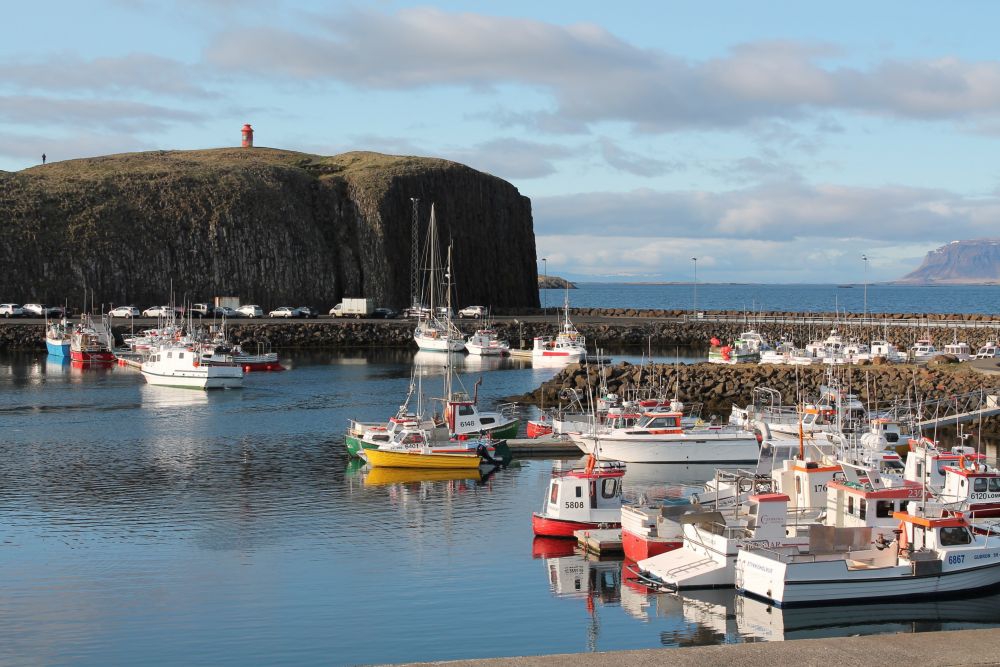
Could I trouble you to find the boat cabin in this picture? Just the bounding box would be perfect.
[943,342,972,360]
[773,459,843,511]
[541,460,626,527]
[826,463,923,538]
[893,504,976,552]
[938,456,1000,517]
[976,342,1000,359]
[625,412,683,434]
[904,439,981,489]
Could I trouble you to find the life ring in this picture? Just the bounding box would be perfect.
[961,455,978,473]
[193,360,199,368]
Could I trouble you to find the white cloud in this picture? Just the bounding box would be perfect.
[203,8,1000,134]
[0,95,203,132]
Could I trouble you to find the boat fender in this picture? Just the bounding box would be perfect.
[585,454,595,475]
[193,360,199,368]
[896,523,908,552]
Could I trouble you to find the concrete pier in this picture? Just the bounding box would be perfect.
[400,627,1000,666]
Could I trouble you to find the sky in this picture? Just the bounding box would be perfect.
[3,1,1000,283]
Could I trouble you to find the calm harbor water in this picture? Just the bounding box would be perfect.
[3,349,1000,665]
[542,282,1000,315]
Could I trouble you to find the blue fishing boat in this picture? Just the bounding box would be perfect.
[45,319,72,357]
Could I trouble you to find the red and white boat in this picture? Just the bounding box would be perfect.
[905,437,1000,519]
[70,315,115,363]
[532,456,625,538]
[531,293,586,363]
[526,412,554,439]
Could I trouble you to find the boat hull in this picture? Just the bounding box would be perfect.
[532,512,616,538]
[572,434,759,463]
[70,349,115,363]
[141,368,243,389]
[46,339,71,357]
[362,448,482,470]
[622,529,682,562]
[526,421,553,439]
[414,333,466,352]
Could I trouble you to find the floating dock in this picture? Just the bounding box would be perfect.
[574,528,623,556]
[506,438,581,457]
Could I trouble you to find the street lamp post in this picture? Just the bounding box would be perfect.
[861,254,869,320]
[691,257,698,316]
[542,257,547,313]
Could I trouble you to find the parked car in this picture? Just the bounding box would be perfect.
[217,306,238,318]
[236,304,263,318]
[371,308,398,319]
[190,303,218,318]
[108,305,140,318]
[0,303,24,318]
[435,306,454,318]
[269,307,297,318]
[402,306,431,319]
[295,306,320,319]
[23,303,62,317]
[457,305,487,318]
[142,306,171,318]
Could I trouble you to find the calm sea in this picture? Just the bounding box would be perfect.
[2,349,1000,665]
[541,283,1000,315]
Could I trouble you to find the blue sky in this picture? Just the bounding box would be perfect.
[4,1,1000,283]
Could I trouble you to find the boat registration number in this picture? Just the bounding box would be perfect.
[948,554,965,565]
[564,502,585,509]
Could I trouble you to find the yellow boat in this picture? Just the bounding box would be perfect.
[364,467,480,486]
[362,447,482,470]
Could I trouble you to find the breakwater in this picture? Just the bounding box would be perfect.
[521,360,999,419]
[3,310,1000,352]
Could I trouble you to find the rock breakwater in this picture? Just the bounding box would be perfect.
[522,361,1000,419]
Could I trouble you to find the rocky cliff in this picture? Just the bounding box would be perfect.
[898,239,1000,284]
[0,148,539,309]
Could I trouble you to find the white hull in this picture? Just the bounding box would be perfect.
[414,333,466,352]
[572,433,759,463]
[737,550,1000,607]
[141,367,243,389]
[465,342,506,356]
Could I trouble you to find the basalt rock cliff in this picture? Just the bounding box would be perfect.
[0,148,539,309]
[898,239,1000,284]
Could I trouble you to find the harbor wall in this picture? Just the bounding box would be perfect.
[4,311,1000,353]
[521,359,999,417]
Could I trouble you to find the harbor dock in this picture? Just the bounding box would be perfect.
[402,627,1000,666]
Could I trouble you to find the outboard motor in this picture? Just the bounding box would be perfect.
[476,443,502,467]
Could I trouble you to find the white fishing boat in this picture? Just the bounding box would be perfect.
[709,331,769,364]
[141,342,243,389]
[571,410,759,463]
[975,341,1000,359]
[465,327,510,356]
[909,338,941,363]
[942,341,972,361]
[870,339,907,363]
[532,456,625,537]
[532,292,586,362]
[735,503,1000,607]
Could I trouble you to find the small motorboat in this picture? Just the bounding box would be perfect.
[532,455,625,538]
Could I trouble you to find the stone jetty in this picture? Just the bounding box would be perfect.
[520,358,1000,419]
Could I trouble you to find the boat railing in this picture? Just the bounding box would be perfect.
[496,402,519,418]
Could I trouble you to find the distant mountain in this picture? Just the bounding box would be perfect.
[537,274,576,289]
[897,239,1000,284]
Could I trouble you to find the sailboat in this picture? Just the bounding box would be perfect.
[413,204,465,352]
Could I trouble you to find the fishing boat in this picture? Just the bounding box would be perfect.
[571,410,759,463]
[362,446,483,470]
[942,340,973,361]
[358,420,508,470]
[70,314,115,363]
[909,338,941,363]
[444,381,520,440]
[45,318,72,357]
[526,411,554,439]
[531,292,586,363]
[708,331,769,364]
[975,341,1000,359]
[735,503,1000,607]
[465,327,510,356]
[141,342,243,389]
[532,456,625,537]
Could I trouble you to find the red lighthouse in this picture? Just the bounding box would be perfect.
[241,123,254,148]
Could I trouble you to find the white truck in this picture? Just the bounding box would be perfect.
[329,298,375,318]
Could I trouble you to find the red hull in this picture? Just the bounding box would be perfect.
[968,503,1000,518]
[622,528,682,562]
[526,421,553,439]
[71,350,115,363]
[532,513,618,538]
[240,361,285,372]
[531,536,577,559]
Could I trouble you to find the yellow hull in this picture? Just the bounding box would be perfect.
[362,448,482,470]
[364,467,480,486]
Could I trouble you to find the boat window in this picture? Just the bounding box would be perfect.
[990,478,1000,492]
[847,496,855,515]
[936,461,952,475]
[875,501,894,518]
[858,499,867,520]
[458,406,475,416]
[550,482,559,504]
[373,435,389,442]
[795,477,801,496]
[884,432,899,443]
[975,478,989,493]
[575,486,582,498]
[167,352,172,358]
[939,526,972,546]
[601,478,618,499]
[179,352,184,359]
[480,417,495,425]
